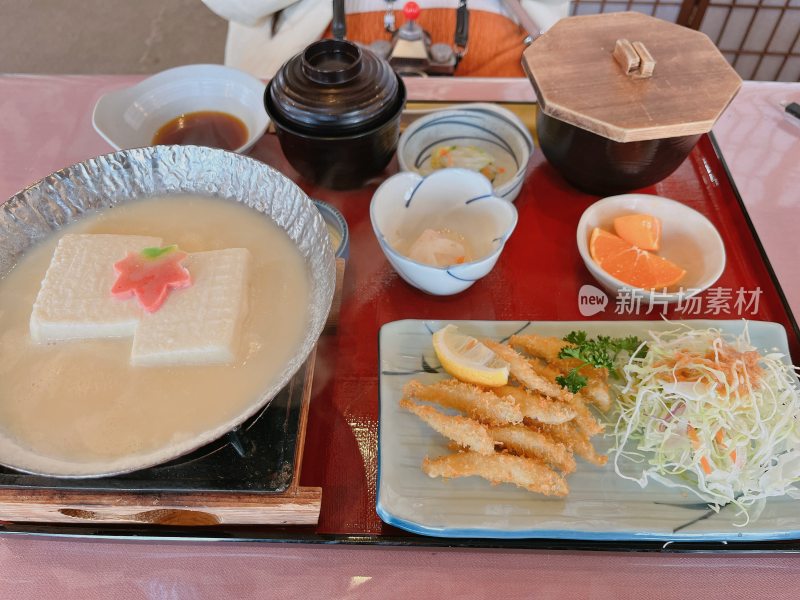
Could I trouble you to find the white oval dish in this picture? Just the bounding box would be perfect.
[370,168,518,296]
[576,194,726,304]
[397,103,533,202]
[92,64,269,153]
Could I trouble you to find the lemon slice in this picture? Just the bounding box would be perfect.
[432,324,510,387]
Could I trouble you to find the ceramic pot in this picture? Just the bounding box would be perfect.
[536,110,701,196]
[522,12,741,196]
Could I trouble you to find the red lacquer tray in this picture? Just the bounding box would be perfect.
[261,126,800,549]
[5,110,798,552]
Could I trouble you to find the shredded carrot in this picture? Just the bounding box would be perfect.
[654,342,763,389]
[687,425,699,445]
[687,425,713,474]
[715,429,726,447]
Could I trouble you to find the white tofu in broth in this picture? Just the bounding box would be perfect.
[131,248,251,367]
[29,234,162,343]
[30,235,252,367]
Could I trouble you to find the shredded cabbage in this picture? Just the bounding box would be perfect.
[611,324,800,525]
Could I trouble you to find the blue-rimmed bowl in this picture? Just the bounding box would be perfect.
[370,169,518,295]
[313,200,350,259]
[397,103,533,202]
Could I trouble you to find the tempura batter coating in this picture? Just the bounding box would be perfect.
[522,350,611,412]
[527,358,606,410]
[483,340,573,402]
[522,360,605,436]
[494,385,576,425]
[422,451,569,496]
[533,422,608,466]
[400,398,496,455]
[489,424,576,474]
[403,379,523,425]
[510,334,609,382]
[582,379,612,412]
[509,334,566,363]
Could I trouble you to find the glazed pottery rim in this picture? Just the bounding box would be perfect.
[575,192,726,300]
[370,169,519,273]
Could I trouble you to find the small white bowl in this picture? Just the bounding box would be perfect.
[577,194,726,304]
[92,64,269,153]
[370,168,518,295]
[397,103,533,202]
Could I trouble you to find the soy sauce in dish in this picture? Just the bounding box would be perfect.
[152,111,248,151]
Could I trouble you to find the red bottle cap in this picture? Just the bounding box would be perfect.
[403,1,421,21]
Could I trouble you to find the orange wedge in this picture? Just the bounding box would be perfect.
[613,213,662,251]
[589,227,686,290]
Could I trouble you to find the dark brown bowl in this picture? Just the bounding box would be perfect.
[536,110,701,196]
[264,39,407,189]
[266,77,405,190]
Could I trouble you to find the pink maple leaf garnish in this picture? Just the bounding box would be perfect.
[111,245,192,312]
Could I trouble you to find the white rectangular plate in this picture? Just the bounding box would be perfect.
[377,319,799,541]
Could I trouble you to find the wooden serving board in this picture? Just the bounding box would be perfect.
[0,350,322,527]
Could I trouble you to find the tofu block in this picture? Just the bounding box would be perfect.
[30,234,162,343]
[131,248,251,367]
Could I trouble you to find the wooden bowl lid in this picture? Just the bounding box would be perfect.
[522,12,742,143]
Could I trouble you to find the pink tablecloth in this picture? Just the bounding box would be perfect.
[1,75,799,598]
[712,82,800,318]
[3,538,800,599]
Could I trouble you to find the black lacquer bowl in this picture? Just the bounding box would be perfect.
[536,110,701,196]
[265,39,406,190]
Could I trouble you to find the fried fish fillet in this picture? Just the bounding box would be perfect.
[509,334,567,363]
[511,334,610,383]
[532,421,608,466]
[524,359,605,435]
[403,379,523,425]
[489,424,576,474]
[527,358,600,408]
[422,451,569,497]
[524,354,611,413]
[482,340,573,402]
[494,385,576,425]
[509,335,611,412]
[581,379,612,412]
[400,398,496,455]
[561,394,604,438]
[485,341,604,436]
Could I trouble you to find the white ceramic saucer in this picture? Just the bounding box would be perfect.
[576,194,726,304]
[92,64,269,153]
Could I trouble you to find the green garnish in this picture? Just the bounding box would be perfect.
[141,245,177,259]
[555,330,645,393]
[555,370,589,394]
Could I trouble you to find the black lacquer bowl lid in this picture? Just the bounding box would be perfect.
[265,39,402,137]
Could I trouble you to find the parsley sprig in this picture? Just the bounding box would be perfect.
[554,331,645,393]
